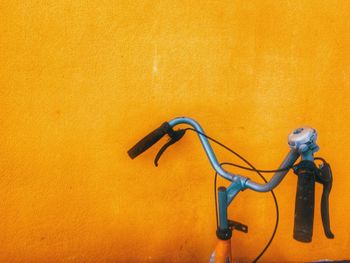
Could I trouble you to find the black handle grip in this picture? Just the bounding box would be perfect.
[293,161,316,242]
[127,122,173,159]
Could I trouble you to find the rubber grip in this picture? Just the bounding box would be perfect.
[293,165,316,242]
[127,122,171,159]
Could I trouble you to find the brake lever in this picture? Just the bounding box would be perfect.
[315,160,335,239]
[154,129,186,167]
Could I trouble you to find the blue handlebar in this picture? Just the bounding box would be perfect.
[168,117,300,192]
[169,117,245,183]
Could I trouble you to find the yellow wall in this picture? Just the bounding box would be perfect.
[1,1,349,262]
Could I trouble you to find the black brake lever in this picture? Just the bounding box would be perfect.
[154,129,186,167]
[315,160,335,239]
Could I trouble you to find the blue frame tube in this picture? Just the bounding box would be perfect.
[244,149,300,192]
[218,187,228,230]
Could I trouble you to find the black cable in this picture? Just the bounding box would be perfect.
[183,128,294,173]
[221,163,277,263]
[184,127,288,262]
[214,171,218,228]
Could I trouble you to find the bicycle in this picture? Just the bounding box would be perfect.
[127,117,334,262]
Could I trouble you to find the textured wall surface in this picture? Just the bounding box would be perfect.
[1,0,349,262]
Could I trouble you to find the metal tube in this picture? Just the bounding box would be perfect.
[169,117,243,182]
[168,117,300,193]
[218,187,228,230]
[244,149,300,192]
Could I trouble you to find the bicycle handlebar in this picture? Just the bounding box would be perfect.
[128,117,300,191]
[168,117,300,191]
[244,150,299,191]
[127,116,334,242]
[169,117,246,182]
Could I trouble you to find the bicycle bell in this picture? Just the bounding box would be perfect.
[288,126,319,153]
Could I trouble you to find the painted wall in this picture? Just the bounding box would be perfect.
[1,1,349,262]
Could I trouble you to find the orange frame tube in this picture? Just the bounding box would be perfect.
[209,239,232,263]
